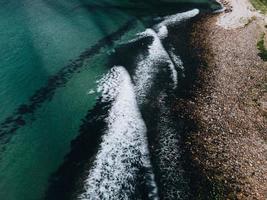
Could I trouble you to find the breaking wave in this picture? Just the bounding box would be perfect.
[155,8,199,30]
[79,66,158,200]
[133,9,199,101]
[78,9,200,200]
[133,28,177,103]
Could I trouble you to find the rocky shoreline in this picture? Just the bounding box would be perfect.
[182,1,267,199]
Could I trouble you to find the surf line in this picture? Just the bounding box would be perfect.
[79,66,158,200]
[133,9,199,102]
[45,66,159,200]
[78,10,201,199]
[46,9,200,199]
[0,19,137,145]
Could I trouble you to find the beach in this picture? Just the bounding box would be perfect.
[0,1,265,199]
[186,0,267,199]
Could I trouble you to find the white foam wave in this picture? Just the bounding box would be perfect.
[97,67,122,102]
[80,66,158,200]
[134,29,178,100]
[169,49,185,78]
[130,9,199,42]
[155,9,199,32]
[168,61,178,89]
[157,25,168,39]
[169,49,184,70]
[79,9,200,199]
[133,9,200,97]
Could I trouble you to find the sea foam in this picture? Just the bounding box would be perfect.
[156,8,200,31]
[154,93,190,199]
[134,28,178,102]
[79,9,200,200]
[133,9,199,100]
[79,66,158,200]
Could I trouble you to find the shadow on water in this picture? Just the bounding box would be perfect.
[44,32,154,200]
[44,99,112,200]
[0,1,223,199]
[0,0,50,148]
[0,0,222,152]
[0,17,137,153]
[43,9,214,199]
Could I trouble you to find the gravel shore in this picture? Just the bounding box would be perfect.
[184,1,267,199]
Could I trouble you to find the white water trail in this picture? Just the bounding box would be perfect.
[134,28,177,101]
[155,9,200,32]
[79,9,200,200]
[169,48,185,77]
[169,49,184,71]
[79,66,158,200]
[133,9,199,99]
[155,93,190,200]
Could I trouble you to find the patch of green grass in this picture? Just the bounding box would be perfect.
[250,0,267,13]
[257,33,267,61]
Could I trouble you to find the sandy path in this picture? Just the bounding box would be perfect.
[216,0,263,29]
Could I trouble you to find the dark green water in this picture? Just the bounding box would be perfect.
[0,1,221,200]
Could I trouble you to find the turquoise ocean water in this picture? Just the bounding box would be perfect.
[0,1,221,200]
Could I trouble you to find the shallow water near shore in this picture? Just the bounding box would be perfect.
[0,1,221,200]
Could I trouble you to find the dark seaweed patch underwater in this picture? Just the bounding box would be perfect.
[0,1,221,200]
